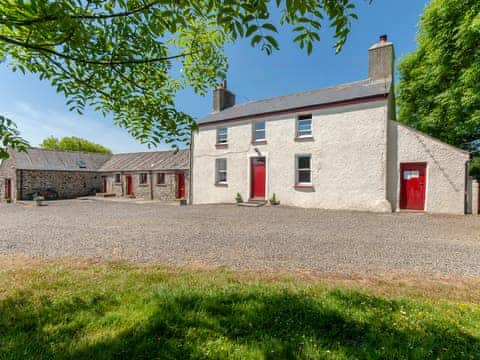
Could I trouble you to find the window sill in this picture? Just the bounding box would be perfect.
[294,136,314,142]
[252,139,267,145]
[114,183,122,185]
[215,182,228,187]
[139,184,149,187]
[156,184,167,187]
[294,184,314,190]
[215,143,228,148]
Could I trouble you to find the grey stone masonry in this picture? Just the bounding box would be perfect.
[0,155,16,202]
[17,170,102,200]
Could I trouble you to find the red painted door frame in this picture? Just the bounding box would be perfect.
[177,172,185,199]
[400,163,427,211]
[250,157,266,200]
[5,178,12,200]
[125,174,133,195]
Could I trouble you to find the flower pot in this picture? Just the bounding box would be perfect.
[179,199,187,206]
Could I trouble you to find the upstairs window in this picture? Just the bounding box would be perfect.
[217,126,228,144]
[156,173,165,185]
[297,115,312,138]
[253,120,266,141]
[140,173,148,185]
[296,155,312,185]
[114,174,121,183]
[215,158,227,184]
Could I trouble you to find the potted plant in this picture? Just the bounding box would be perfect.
[34,195,45,206]
[235,192,243,204]
[269,193,280,206]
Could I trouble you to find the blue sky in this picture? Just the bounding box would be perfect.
[0,1,430,153]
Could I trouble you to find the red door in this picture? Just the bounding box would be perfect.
[400,163,426,211]
[102,177,108,193]
[251,157,266,199]
[177,172,185,199]
[5,178,11,200]
[126,175,133,195]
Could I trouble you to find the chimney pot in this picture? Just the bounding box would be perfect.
[379,34,388,43]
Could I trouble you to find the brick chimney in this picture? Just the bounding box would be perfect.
[213,80,235,112]
[368,35,394,81]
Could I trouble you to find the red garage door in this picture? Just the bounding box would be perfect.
[400,163,426,211]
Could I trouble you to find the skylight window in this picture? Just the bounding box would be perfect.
[77,159,86,168]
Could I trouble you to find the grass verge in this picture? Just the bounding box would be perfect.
[0,257,479,359]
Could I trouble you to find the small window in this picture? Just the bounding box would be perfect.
[156,173,165,185]
[297,115,312,137]
[296,155,312,185]
[76,159,86,168]
[253,120,266,141]
[114,174,121,183]
[215,158,227,184]
[217,126,228,144]
[140,173,148,185]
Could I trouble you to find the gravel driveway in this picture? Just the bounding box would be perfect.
[1,200,480,275]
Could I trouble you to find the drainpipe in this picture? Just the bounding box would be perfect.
[465,153,473,214]
[189,128,194,205]
[149,170,154,200]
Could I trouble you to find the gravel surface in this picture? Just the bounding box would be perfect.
[1,199,480,275]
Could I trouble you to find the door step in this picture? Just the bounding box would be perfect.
[96,193,116,197]
[238,200,267,207]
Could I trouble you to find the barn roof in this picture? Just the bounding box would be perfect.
[12,148,111,172]
[99,149,189,172]
[199,78,392,125]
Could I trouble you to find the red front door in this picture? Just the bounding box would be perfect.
[126,175,133,195]
[177,172,185,199]
[251,157,266,199]
[400,163,426,211]
[5,178,11,200]
[102,177,108,193]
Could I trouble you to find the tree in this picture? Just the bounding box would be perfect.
[39,136,112,154]
[0,115,29,159]
[397,0,480,149]
[0,0,361,154]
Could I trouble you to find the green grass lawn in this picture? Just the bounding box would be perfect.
[1,259,480,359]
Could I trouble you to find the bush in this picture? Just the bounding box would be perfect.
[470,157,480,180]
[235,192,243,203]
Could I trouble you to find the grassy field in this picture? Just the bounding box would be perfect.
[1,258,480,359]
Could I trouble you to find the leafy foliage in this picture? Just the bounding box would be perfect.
[397,0,480,148]
[39,136,112,154]
[0,115,29,159]
[0,0,361,151]
[469,157,480,180]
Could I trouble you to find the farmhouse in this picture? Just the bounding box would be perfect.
[0,147,189,202]
[192,36,476,215]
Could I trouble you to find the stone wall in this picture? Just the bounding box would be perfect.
[0,155,17,203]
[103,171,189,201]
[17,170,103,200]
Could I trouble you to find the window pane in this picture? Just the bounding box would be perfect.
[216,159,227,183]
[297,119,312,136]
[157,173,165,184]
[298,156,310,170]
[254,129,266,140]
[254,121,265,131]
[217,127,228,143]
[298,170,311,183]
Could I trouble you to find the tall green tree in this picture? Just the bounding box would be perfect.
[39,136,112,154]
[0,0,361,154]
[397,0,480,149]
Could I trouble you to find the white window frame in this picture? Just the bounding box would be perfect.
[253,120,266,141]
[217,126,228,144]
[296,115,313,138]
[295,155,312,185]
[215,158,227,184]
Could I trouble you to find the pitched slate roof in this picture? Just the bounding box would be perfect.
[12,148,111,171]
[199,78,391,124]
[99,149,189,172]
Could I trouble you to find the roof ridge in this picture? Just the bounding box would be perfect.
[208,78,376,114]
[28,147,112,156]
